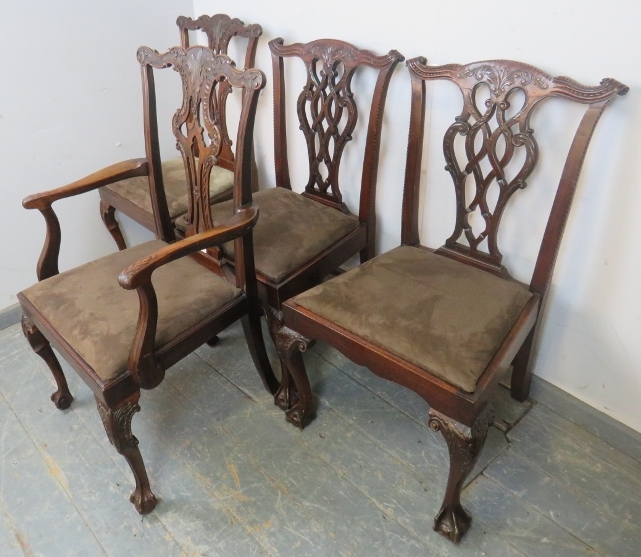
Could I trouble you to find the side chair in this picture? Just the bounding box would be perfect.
[98,13,262,250]
[279,58,627,542]
[18,45,277,514]
[192,38,404,427]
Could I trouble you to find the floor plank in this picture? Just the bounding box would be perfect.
[465,476,604,557]
[507,405,641,530]
[485,450,641,557]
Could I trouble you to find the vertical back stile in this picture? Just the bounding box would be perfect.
[358,50,405,258]
[271,40,291,191]
[140,64,173,242]
[402,70,427,247]
[529,100,614,296]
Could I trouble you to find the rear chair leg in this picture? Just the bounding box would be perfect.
[428,405,493,543]
[241,310,279,395]
[100,199,127,251]
[265,307,315,429]
[510,328,535,401]
[96,393,157,514]
[21,315,73,410]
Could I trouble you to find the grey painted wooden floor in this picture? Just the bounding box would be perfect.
[1,320,640,557]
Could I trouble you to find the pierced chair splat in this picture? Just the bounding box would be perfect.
[18,45,276,514]
[280,58,627,542]
[205,38,404,427]
[98,13,263,250]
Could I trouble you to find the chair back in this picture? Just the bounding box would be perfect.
[138,46,265,248]
[177,13,262,61]
[269,38,403,256]
[177,14,263,171]
[403,58,627,296]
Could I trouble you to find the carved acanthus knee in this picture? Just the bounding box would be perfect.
[96,394,157,514]
[264,306,296,408]
[428,405,493,543]
[264,306,315,428]
[22,314,44,352]
[96,396,141,455]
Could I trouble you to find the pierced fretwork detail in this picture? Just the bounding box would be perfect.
[442,80,539,265]
[406,58,628,273]
[298,47,359,204]
[138,46,264,234]
[271,39,404,210]
[175,15,263,196]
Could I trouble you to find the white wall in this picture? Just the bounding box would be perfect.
[0,0,193,306]
[192,0,641,433]
[2,0,640,434]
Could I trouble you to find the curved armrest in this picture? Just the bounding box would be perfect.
[23,158,149,282]
[118,204,258,390]
[23,158,148,210]
[119,204,258,289]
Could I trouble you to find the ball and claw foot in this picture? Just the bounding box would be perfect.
[276,375,314,428]
[428,405,493,544]
[273,366,314,428]
[130,487,158,515]
[433,503,472,543]
[51,389,73,410]
[274,375,298,412]
[285,405,314,429]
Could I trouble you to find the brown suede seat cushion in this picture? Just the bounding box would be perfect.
[20,240,240,382]
[176,187,360,283]
[293,246,533,393]
[105,157,234,219]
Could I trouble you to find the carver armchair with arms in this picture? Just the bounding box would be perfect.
[18,45,277,514]
[279,58,627,542]
[197,38,404,427]
[98,13,262,250]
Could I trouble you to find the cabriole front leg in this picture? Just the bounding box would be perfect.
[265,307,315,428]
[428,405,493,543]
[100,199,127,251]
[96,393,157,514]
[21,315,73,409]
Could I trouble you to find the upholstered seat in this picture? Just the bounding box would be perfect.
[20,239,240,381]
[293,246,532,393]
[104,157,234,220]
[177,187,360,282]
